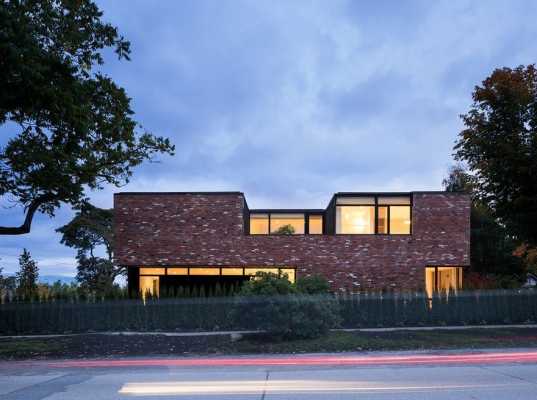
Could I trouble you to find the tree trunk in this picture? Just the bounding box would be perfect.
[0,195,54,235]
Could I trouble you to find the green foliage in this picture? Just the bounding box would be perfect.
[235,273,340,339]
[15,249,38,299]
[272,224,295,235]
[75,253,116,295]
[57,203,114,259]
[442,164,477,195]
[56,203,122,295]
[470,204,525,279]
[240,272,297,295]
[296,275,331,294]
[454,65,537,247]
[0,0,174,235]
[443,165,525,280]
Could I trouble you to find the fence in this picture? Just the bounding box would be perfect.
[1,289,536,335]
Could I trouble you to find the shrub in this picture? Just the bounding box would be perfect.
[233,272,341,339]
[295,275,331,294]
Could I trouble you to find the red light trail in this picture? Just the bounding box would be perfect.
[33,350,537,369]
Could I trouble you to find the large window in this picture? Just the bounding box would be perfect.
[138,266,297,296]
[250,214,269,234]
[270,213,305,234]
[249,212,322,235]
[336,195,411,235]
[308,215,323,234]
[425,266,463,298]
[336,206,375,234]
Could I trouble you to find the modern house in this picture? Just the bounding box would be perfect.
[114,191,470,297]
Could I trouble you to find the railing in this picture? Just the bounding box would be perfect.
[1,289,536,335]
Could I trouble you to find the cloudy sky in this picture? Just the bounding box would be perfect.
[1,0,536,277]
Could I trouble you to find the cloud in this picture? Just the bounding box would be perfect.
[2,0,537,275]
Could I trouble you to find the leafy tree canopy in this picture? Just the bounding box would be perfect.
[56,203,120,293]
[455,65,537,246]
[0,0,174,235]
[443,165,524,282]
[57,203,113,259]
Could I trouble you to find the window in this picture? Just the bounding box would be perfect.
[167,268,188,275]
[308,215,323,234]
[250,213,269,234]
[249,212,321,235]
[390,206,411,234]
[270,213,305,234]
[425,266,463,298]
[140,267,165,275]
[244,267,296,283]
[189,267,220,275]
[336,206,375,234]
[377,206,388,234]
[139,276,159,297]
[221,268,244,276]
[335,195,411,235]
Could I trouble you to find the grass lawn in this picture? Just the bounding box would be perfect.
[1,328,537,360]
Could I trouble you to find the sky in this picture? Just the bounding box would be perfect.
[1,0,537,277]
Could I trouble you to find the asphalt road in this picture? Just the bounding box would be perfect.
[1,350,537,399]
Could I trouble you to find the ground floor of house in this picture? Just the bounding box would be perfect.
[127,265,465,297]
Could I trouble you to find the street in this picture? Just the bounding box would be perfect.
[1,350,537,399]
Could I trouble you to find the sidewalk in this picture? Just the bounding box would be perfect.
[2,323,537,339]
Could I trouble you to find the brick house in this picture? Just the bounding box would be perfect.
[114,191,470,296]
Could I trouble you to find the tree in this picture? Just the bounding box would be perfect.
[441,164,476,195]
[56,203,119,293]
[454,65,537,246]
[0,0,174,235]
[16,248,39,298]
[273,224,295,235]
[443,166,524,282]
[74,253,116,294]
[57,203,113,261]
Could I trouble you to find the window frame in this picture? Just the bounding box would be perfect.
[248,211,324,235]
[335,194,412,235]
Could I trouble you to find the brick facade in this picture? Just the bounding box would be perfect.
[114,192,470,292]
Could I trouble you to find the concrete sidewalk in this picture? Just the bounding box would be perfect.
[2,323,537,340]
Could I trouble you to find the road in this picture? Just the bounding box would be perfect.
[1,350,537,399]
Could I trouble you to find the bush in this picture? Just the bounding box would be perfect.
[233,272,341,339]
[240,272,297,295]
[296,275,331,294]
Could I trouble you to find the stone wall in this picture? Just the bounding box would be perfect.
[114,192,470,292]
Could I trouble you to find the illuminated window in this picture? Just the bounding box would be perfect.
[335,195,411,235]
[336,206,375,234]
[280,268,296,283]
[140,267,165,275]
[425,266,463,298]
[308,215,323,234]
[250,214,269,234]
[189,267,220,275]
[270,214,304,234]
[244,267,280,276]
[221,268,244,276]
[336,196,375,205]
[390,206,411,234]
[377,206,388,234]
[167,268,188,275]
[378,196,411,205]
[139,276,159,297]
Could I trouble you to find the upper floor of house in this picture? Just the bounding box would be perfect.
[114,191,470,239]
